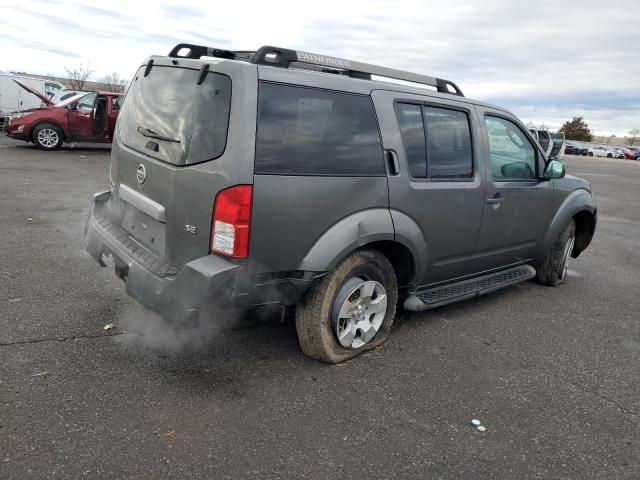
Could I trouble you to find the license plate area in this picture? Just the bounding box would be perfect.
[120,203,166,257]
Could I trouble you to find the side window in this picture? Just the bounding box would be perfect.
[111,96,123,111]
[76,93,97,111]
[255,83,384,176]
[485,116,537,180]
[396,103,473,179]
[424,107,472,178]
[396,103,427,177]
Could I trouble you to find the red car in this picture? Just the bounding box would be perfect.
[620,147,639,160]
[5,79,123,150]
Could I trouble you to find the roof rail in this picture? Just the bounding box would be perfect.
[168,43,464,97]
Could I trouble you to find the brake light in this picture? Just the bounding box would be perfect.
[210,185,253,258]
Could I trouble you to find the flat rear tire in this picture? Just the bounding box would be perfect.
[295,249,398,363]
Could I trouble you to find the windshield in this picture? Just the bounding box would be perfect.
[56,92,91,107]
[117,65,232,165]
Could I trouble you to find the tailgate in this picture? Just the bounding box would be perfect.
[105,58,257,269]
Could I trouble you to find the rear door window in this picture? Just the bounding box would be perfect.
[118,65,231,166]
[255,83,384,176]
[396,103,473,179]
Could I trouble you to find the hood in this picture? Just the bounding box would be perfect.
[13,79,55,107]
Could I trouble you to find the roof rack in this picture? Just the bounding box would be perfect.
[168,43,464,97]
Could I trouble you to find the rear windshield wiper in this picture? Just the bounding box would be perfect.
[137,126,180,143]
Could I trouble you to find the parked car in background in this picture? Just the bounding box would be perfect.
[628,147,640,160]
[612,148,626,159]
[620,147,638,160]
[588,146,624,158]
[576,145,589,156]
[5,81,123,150]
[565,142,578,155]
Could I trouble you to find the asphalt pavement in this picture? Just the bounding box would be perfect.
[1,136,639,479]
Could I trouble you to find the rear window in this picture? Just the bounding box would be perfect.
[118,65,231,165]
[255,82,384,176]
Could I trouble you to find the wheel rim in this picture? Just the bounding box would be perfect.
[333,278,387,349]
[37,128,59,148]
[560,235,575,280]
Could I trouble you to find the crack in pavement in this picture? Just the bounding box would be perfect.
[0,332,134,347]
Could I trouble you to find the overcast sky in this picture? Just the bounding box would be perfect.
[1,0,638,136]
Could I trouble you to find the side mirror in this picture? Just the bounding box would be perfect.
[543,159,566,179]
[67,102,77,111]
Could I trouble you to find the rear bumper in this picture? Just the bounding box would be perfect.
[85,191,316,323]
[86,191,240,324]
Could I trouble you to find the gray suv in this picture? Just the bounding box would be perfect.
[85,44,596,363]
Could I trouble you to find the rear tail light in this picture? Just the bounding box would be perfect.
[210,185,253,258]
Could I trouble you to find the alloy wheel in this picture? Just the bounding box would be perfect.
[334,278,387,349]
[37,128,59,148]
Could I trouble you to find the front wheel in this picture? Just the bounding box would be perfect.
[536,220,576,286]
[295,249,398,363]
[32,123,63,150]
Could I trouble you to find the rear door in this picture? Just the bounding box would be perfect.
[109,59,257,269]
[371,90,486,286]
[473,109,553,269]
[249,77,390,275]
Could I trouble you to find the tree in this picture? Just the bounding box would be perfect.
[559,117,593,142]
[64,61,95,90]
[100,72,126,93]
[628,128,640,146]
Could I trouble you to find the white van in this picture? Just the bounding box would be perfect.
[0,73,65,118]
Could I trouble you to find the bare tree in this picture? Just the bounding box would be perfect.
[64,61,96,90]
[99,72,127,93]
[628,128,640,146]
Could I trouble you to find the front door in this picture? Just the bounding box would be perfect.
[67,92,96,139]
[372,90,486,286]
[473,109,553,270]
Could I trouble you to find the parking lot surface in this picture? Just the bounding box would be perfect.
[1,137,639,479]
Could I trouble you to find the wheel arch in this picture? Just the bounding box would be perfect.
[29,121,65,143]
[296,208,423,290]
[537,188,596,262]
[572,209,597,258]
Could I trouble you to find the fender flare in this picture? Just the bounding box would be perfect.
[297,209,429,288]
[297,208,396,273]
[536,188,596,262]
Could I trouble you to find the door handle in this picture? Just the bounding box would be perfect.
[385,149,400,176]
[486,194,504,205]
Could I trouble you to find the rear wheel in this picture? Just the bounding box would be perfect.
[295,249,398,363]
[33,123,63,150]
[536,220,576,286]
[607,153,612,158]
[588,152,593,156]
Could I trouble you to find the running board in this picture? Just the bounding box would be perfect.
[403,265,536,312]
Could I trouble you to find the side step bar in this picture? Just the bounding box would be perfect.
[404,265,536,312]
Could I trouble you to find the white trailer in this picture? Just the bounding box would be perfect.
[0,73,65,118]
